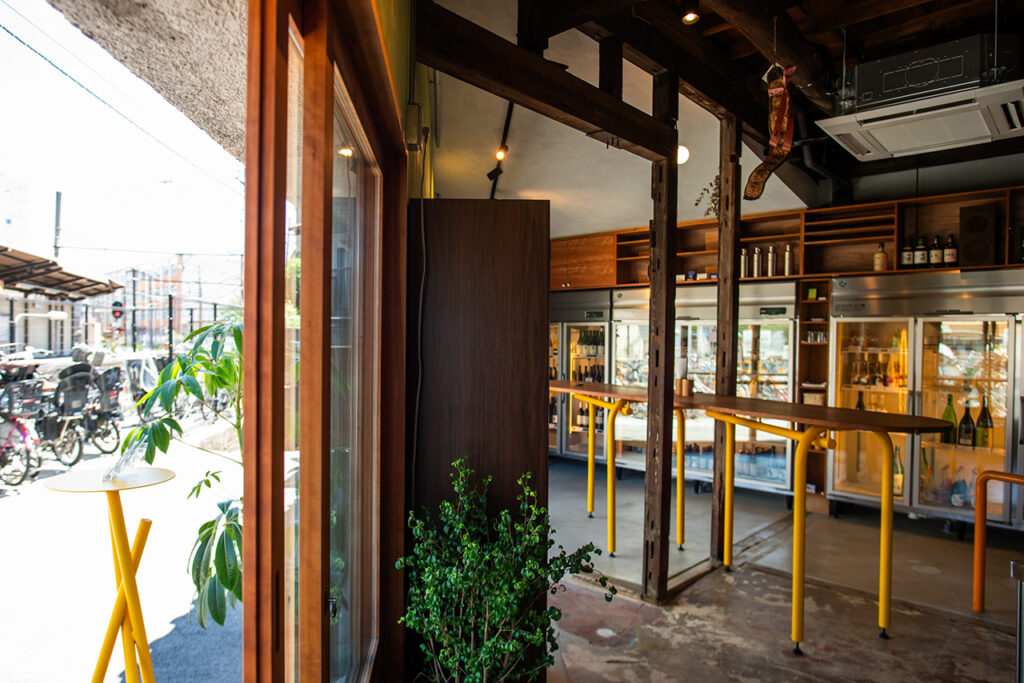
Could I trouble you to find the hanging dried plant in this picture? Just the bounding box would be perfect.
[694,173,720,218]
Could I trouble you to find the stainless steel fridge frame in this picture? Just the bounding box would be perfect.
[828,270,1024,526]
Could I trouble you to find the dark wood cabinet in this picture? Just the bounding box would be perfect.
[550,234,615,290]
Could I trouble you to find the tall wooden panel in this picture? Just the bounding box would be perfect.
[408,199,549,518]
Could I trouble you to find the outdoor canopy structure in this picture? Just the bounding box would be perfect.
[0,246,121,300]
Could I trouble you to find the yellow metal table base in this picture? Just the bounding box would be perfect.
[674,408,685,551]
[44,467,173,683]
[707,411,897,654]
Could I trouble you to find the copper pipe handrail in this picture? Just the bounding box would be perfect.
[973,470,1024,612]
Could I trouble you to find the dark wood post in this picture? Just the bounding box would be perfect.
[711,115,742,562]
[599,37,623,99]
[641,71,677,601]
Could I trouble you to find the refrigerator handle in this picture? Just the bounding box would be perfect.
[1019,396,1023,445]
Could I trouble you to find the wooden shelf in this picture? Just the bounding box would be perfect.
[800,299,829,304]
[740,233,799,243]
[617,254,649,261]
[804,213,895,227]
[800,341,829,346]
[804,235,896,247]
[803,225,896,240]
[677,249,717,257]
[617,237,649,246]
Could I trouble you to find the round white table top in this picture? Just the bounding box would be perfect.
[44,467,176,493]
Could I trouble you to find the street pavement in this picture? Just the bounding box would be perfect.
[0,418,243,682]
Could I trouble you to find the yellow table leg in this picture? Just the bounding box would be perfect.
[587,402,596,518]
[606,399,629,557]
[95,519,151,683]
[724,422,735,568]
[791,425,825,655]
[113,522,140,683]
[106,491,155,683]
[674,408,685,551]
[874,431,895,639]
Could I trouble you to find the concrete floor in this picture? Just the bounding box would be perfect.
[548,457,1023,680]
[549,457,792,588]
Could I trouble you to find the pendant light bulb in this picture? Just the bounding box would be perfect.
[496,145,508,161]
[677,145,690,165]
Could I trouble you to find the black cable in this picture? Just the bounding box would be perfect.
[411,127,430,511]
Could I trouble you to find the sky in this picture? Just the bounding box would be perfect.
[0,0,244,284]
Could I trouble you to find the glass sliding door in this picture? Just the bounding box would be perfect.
[612,322,648,468]
[735,321,792,488]
[915,317,1013,520]
[830,318,912,504]
[678,321,718,478]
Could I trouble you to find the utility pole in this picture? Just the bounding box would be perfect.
[53,191,62,259]
[131,269,138,351]
[167,294,174,360]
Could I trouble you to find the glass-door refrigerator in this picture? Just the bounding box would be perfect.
[828,317,913,505]
[612,282,795,491]
[915,316,1014,522]
[549,290,612,463]
[548,323,561,452]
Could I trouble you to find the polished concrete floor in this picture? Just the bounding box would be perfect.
[548,457,1023,679]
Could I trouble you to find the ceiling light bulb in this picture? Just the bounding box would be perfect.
[677,145,690,165]
[496,145,508,161]
[338,147,354,157]
[681,11,699,24]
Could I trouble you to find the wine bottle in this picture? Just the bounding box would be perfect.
[975,394,994,448]
[940,394,957,444]
[928,236,943,267]
[958,402,975,447]
[943,234,958,267]
[913,237,928,269]
[855,390,865,411]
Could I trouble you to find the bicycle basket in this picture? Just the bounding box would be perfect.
[0,380,42,418]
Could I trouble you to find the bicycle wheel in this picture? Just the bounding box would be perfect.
[52,427,83,467]
[0,445,28,486]
[91,418,121,454]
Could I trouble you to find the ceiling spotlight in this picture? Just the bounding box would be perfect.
[338,147,354,157]
[487,166,503,182]
[677,145,690,165]
[496,145,508,161]
[681,4,700,24]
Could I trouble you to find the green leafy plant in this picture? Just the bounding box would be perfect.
[396,459,615,682]
[694,173,721,218]
[122,321,244,628]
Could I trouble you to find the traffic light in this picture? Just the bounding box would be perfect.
[112,301,124,319]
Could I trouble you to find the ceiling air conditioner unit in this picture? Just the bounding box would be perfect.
[817,34,1024,161]
[817,79,1024,161]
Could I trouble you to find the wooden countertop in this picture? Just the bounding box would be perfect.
[550,381,952,435]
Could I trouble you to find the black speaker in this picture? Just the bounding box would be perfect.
[959,205,997,267]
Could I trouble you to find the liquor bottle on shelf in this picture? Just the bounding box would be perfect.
[975,394,994,448]
[873,242,888,271]
[940,394,957,444]
[900,238,914,268]
[551,399,558,426]
[913,237,928,269]
[578,404,587,429]
[928,236,943,268]
[894,446,904,497]
[855,390,865,411]
[595,407,604,432]
[958,401,975,447]
[943,234,958,267]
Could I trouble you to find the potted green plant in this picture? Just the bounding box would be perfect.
[396,459,615,681]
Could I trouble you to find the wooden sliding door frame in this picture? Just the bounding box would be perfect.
[246,0,407,679]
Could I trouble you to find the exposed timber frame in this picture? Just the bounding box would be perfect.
[711,115,742,562]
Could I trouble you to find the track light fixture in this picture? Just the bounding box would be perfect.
[496,145,508,161]
[486,166,503,181]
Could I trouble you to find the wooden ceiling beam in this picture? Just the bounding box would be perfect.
[539,0,641,38]
[416,0,676,161]
[859,0,994,50]
[796,0,938,36]
[701,0,835,113]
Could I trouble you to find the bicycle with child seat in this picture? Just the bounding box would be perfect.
[0,380,42,486]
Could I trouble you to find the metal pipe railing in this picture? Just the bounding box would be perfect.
[972,470,1024,612]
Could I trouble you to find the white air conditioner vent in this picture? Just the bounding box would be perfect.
[817,79,1024,161]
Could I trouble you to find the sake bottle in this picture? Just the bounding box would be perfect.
[940,394,957,444]
[975,394,994,449]
[958,402,975,447]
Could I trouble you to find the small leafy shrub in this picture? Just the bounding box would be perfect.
[396,459,615,682]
